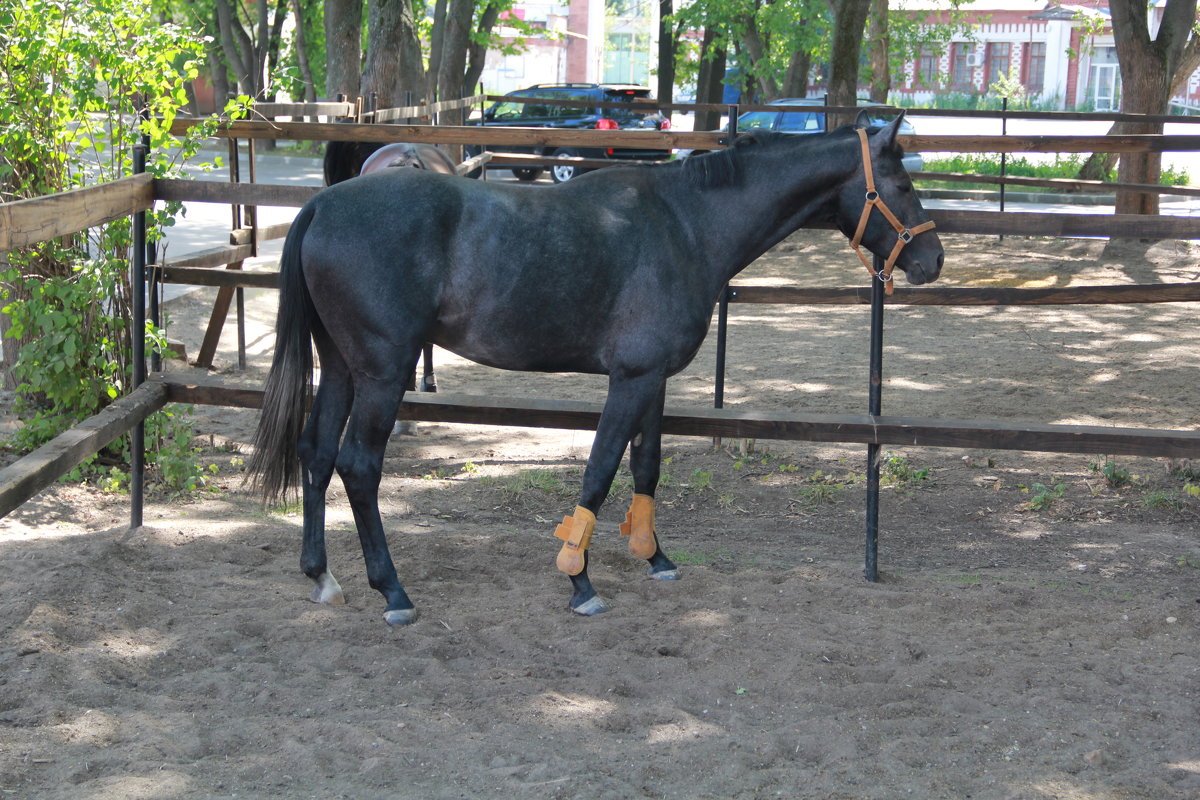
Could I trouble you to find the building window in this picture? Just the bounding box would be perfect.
[604,32,650,85]
[916,47,939,87]
[987,42,1012,84]
[952,44,973,88]
[1025,42,1046,93]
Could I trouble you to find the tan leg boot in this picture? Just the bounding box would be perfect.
[620,493,658,559]
[553,506,596,576]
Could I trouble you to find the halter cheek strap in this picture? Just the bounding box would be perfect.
[849,128,937,295]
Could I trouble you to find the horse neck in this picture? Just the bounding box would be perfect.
[679,134,861,291]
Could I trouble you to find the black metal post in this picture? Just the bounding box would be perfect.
[714,288,729,410]
[864,254,886,582]
[130,141,148,530]
[141,115,160,375]
[999,98,1008,243]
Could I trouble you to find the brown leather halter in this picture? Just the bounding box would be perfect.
[849,127,937,295]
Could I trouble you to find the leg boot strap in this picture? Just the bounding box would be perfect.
[554,506,596,576]
[619,493,658,559]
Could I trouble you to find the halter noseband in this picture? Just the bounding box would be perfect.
[849,128,936,295]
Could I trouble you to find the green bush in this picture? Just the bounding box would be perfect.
[0,0,248,489]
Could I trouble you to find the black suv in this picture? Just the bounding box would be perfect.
[468,83,671,183]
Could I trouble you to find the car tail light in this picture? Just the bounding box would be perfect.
[659,118,670,130]
[596,118,619,130]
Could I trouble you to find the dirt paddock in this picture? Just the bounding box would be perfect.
[1,230,1198,799]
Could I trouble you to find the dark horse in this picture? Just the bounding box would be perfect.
[250,114,944,625]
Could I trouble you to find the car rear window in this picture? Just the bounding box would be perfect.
[603,88,659,123]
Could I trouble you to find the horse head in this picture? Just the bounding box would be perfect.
[835,112,944,287]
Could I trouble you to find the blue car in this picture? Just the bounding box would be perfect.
[678,98,924,172]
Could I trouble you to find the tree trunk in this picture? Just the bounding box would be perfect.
[1108,0,1196,215]
[741,19,777,100]
[290,0,318,107]
[782,51,811,97]
[694,29,727,132]
[866,0,890,104]
[361,0,424,109]
[827,0,871,127]
[657,0,676,106]
[435,0,473,124]
[464,4,502,96]
[324,0,361,101]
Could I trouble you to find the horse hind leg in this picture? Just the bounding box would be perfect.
[623,385,679,581]
[336,370,419,626]
[298,332,353,606]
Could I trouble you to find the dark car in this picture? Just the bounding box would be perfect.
[677,98,923,172]
[467,83,671,183]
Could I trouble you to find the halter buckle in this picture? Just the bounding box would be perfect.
[876,267,891,283]
[898,229,912,243]
[865,190,878,202]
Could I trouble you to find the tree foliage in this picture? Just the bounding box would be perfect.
[0,0,243,489]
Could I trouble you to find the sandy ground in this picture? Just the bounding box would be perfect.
[1,228,1199,799]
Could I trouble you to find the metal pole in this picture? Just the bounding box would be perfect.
[864,254,886,582]
[141,113,160,375]
[999,97,1008,243]
[712,106,740,446]
[130,140,148,530]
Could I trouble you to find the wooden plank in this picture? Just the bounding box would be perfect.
[927,208,1200,238]
[155,178,319,208]
[155,265,279,289]
[0,174,154,250]
[166,117,1200,155]
[911,171,1200,198]
[161,377,1200,459]
[728,283,1200,306]
[455,152,493,176]
[230,222,292,245]
[372,94,487,123]
[168,118,726,150]
[0,381,168,519]
[164,243,254,269]
[912,134,1200,154]
[252,102,357,118]
[486,153,669,170]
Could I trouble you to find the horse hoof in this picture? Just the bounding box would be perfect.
[383,608,419,626]
[391,420,418,436]
[571,595,612,616]
[309,572,346,605]
[648,567,680,581]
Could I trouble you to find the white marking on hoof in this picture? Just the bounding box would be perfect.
[648,567,680,581]
[571,595,612,616]
[391,420,418,436]
[383,608,419,626]
[309,572,346,605]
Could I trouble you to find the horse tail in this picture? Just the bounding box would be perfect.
[249,202,318,504]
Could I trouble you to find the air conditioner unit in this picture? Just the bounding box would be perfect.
[965,53,984,68]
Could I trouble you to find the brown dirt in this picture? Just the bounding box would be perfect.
[1,230,1199,799]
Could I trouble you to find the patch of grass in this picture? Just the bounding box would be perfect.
[796,470,852,508]
[881,452,930,487]
[1143,490,1183,512]
[1090,459,1133,488]
[1022,481,1067,511]
[482,469,574,500]
[1175,553,1200,569]
[667,548,731,566]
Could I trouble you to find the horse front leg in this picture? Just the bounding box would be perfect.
[555,372,666,616]
[623,385,679,580]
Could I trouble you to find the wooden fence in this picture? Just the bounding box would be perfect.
[2,100,1200,532]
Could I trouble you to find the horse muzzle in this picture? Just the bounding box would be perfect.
[897,232,945,285]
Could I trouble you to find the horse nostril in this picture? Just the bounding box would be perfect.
[936,252,945,272]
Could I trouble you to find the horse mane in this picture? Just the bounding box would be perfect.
[682,127,855,189]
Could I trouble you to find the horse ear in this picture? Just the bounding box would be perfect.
[878,111,906,149]
[854,110,873,129]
